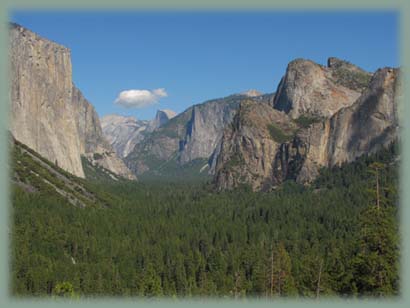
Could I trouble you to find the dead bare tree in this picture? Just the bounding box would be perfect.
[316,258,323,299]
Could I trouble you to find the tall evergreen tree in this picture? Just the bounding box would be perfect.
[352,162,399,296]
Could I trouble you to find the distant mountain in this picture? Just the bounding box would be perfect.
[152,109,177,129]
[239,89,263,97]
[101,115,151,158]
[124,93,274,179]
[9,23,135,180]
[101,109,177,158]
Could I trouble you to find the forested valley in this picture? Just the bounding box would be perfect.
[11,142,400,299]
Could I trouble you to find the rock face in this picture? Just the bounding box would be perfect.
[326,67,399,166]
[9,23,85,177]
[179,100,240,164]
[10,23,396,187]
[9,23,135,180]
[214,59,399,191]
[152,109,177,129]
[273,58,371,119]
[101,109,176,159]
[72,88,136,180]
[101,114,150,158]
[72,85,108,154]
[214,101,298,191]
[125,94,273,176]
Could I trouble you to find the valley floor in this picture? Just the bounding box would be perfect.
[10,143,400,298]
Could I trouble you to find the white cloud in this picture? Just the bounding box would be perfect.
[114,88,168,108]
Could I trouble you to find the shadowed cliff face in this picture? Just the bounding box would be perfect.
[72,88,136,180]
[124,98,238,176]
[214,101,299,191]
[326,68,399,166]
[152,109,177,129]
[179,100,240,164]
[9,23,135,180]
[72,85,109,154]
[214,60,399,191]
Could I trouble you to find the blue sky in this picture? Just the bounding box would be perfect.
[11,11,398,120]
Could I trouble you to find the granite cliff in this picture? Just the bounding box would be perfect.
[214,59,400,191]
[214,101,298,191]
[9,23,135,180]
[273,58,371,119]
[152,109,177,129]
[9,23,398,187]
[125,93,273,177]
[326,67,399,167]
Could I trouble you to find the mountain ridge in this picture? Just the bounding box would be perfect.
[8,22,399,190]
[101,109,177,158]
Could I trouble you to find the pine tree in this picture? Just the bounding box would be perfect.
[352,162,399,296]
[267,242,297,297]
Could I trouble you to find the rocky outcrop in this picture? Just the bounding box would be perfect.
[326,67,399,166]
[214,59,399,191]
[72,88,136,180]
[273,58,371,119]
[9,23,135,180]
[214,101,299,191]
[152,109,177,129]
[179,99,240,164]
[72,85,108,154]
[295,67,399,184]
[83,150,137,180]
[125,94,272,175]
[327,57,373,92]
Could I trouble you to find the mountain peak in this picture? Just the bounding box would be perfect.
[157,109,177,119]
[273,57,369,119]
[240,89,263,97]
[327,56,369,73]
[327,57,355,69]
[101,114,137,126]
